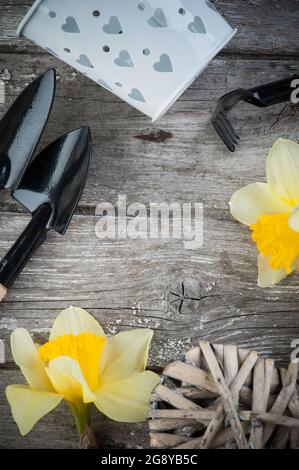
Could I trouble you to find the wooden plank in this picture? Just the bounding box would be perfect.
[0,55,299,215]
[0,205,298,366]
[1,1,299,55]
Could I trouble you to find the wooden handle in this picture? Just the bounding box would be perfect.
[0,284,7,302]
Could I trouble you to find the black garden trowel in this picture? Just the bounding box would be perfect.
[0,68,56,190]
[0,126,91,300]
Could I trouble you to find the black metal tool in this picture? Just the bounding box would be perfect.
[211,75,299,152]
[0,127,91,300]
[0,69,56,189]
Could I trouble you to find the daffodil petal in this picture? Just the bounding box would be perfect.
[99,329,153,383]
[229,182,290,226]
[289,204,299,232]
[258,254,290,288]
[6,384,62,436]
[266,138,299,205]
[46,365,83,404]
[50,307,105,340]
[46,356,96,403]
[94,371,160,422]
[11,328,53,391]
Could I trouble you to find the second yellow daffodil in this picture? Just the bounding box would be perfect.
[230,138,299,287]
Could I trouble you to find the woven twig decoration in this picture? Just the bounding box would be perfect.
[149,341,299,449]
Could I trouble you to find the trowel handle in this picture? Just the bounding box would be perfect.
[246,75,299,107]
[0,205,51,301]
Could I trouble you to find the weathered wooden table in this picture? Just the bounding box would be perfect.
[0,0,299,449]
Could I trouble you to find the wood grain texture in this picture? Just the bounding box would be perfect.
[1,0,299,55]
[0,0,299,449]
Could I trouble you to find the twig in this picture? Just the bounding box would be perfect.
[201,349,258,449]
[199,341,249,449]
[263,362,299,445]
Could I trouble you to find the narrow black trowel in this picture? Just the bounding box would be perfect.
[0,127,92,300]
[0,69,56,190]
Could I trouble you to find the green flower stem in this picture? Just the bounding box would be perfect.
[68,401,91,437]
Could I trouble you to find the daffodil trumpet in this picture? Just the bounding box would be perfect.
[6,307,160,440]
[230,138,299,287]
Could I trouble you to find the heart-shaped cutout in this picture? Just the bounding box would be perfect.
[128,88,145,102]
[148,8,167,27]
[62,16,80,33]
[103,16,123,34]
[205,0,218,13]
[97,79,112,91]
[77,54,94,68]
[188,16,207,34]
[153,54,173,72]
[114,50,134,67]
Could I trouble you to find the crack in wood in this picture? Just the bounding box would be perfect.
[167,278,214,315]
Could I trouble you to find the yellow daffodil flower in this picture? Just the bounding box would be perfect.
[6,307,160,437]
[230,138,299,287]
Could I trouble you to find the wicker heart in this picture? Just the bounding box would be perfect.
[148,8,167,27]
[62,16,80,33]
[188,16,207,34]
[103,16,123,34]
[114,50,134,67]
[128,88,145,102]
[77,54,93,68]
[153,54,173,72]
